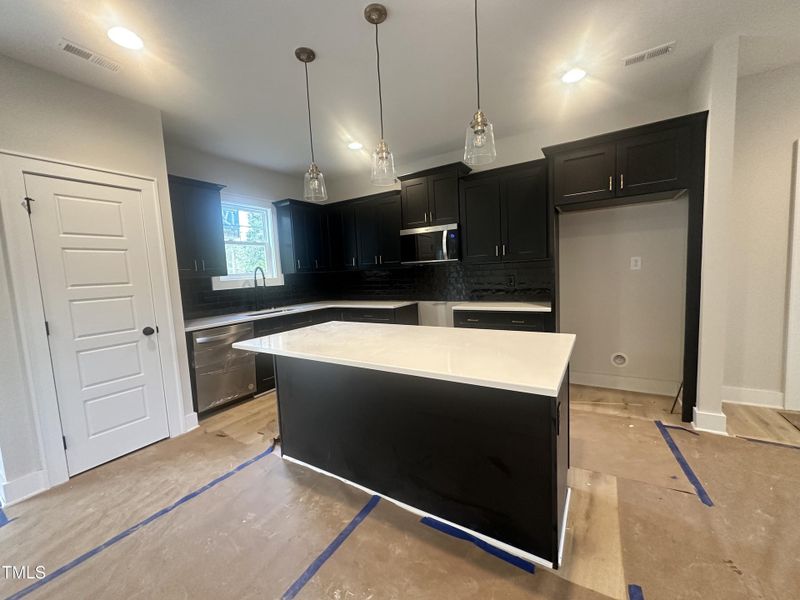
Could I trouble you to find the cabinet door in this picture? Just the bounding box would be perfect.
[167,178,199,276]
[501,163,548,261]
[376,194,401,265]
[291,205,312,272]
[194,186,227,276]
[341,205,359,269]
[616,127,691,198]
[307,209,330,271]
[553,143,616,207]
[355,201,379,267]
[400,176,429,229]
[460,178,502,263]
[428,172,460,225]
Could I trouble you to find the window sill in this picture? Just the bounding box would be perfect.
[212,275,285,291]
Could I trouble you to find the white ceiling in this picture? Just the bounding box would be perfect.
[1,0,799,178]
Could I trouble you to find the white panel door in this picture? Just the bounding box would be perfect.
[24,173,169,475]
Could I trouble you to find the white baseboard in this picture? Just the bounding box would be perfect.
[183,412,199,433]
[692,407,728,435]
[721,385,784,409]
[0,469,48,506]
[570,371,680,397]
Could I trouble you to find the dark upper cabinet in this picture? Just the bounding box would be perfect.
[399,163,470,229]
[355,200,379,267]
[502,163,548,261]
[168,175,227,278]
[375,194,401,265]
[327,204,359,270]
[552,143,616,207]
[399,176,428,229]
[548,122,693,210]
[354,192,401,267]
[275,200,329,274]
[461,178,502,263]
[460,161,549,264]
[616,127,691,198]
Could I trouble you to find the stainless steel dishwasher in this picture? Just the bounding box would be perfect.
[191,322,256,414]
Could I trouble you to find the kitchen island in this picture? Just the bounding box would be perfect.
[234,322,575,568]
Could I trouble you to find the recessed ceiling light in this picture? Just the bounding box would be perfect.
[348,141,363,150]
[561,67,586,83]
[107,26,144,50]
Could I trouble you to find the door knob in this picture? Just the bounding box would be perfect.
[142,327,155,336]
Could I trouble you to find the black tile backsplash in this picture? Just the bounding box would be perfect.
[180,261,554,320]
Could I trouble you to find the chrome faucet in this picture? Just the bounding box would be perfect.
[253,266,266,310]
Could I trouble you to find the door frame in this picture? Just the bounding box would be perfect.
[785,141,800,411]
[0,151,188,491]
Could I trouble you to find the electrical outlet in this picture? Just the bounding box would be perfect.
[506,275,516,288]
[630,256,642,271]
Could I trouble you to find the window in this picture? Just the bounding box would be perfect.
[212,198,283,290]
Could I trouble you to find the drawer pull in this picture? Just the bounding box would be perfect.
[466,318,479,323]
[511,320,525,324]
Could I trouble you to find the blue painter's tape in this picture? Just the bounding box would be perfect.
[420,516,535,574]
[0,506,12,528]
[4,444,275,600]
[628,583,645,599]
[282,495,380,600]
[655,420,713,507]
[663,424,700,436]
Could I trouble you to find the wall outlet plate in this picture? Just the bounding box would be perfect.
[630,256,642,270]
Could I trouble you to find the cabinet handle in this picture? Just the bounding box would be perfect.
[466,318,479,323]
[379,255,383,265]
[374,255,377,264]
[502,244,507,256]
[352,257,356,266]
[201,259,206,271]
[315,259,318,269]
[620,173,624,189]
[608,175,613,191]
[297,259,301,269]
[511,320,525,324]
[193,259,198,272]
[495,245,499,257]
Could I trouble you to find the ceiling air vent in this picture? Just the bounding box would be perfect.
[623,41,676,67]
[58,38,122,72]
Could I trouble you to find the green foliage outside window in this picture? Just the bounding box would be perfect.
[221,204,277,277]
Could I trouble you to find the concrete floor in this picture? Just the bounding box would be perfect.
[1,386,798,599]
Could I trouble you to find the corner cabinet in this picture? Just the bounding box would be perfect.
[168,175,227,278]
[275,199,330,273]
[399,163,471,229]
[460,160,549,263]
[549,124,692,211]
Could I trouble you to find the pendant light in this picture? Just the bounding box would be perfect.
[364,3,396,186]
[463,0,496,165]
[295,47,327,202]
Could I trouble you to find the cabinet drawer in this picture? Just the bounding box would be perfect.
[342,308,395,323]
[453,310,550,331]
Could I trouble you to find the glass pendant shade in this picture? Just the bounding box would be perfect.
[370,139,396,186]
[464,110,496,166]
[303,162,327,202]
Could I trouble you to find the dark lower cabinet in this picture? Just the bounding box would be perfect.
[453,310,555,332]
[169,175,227,278]
[340,304,418,325]
[460,160,549,264]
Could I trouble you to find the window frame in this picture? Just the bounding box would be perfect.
[212,192,284,290]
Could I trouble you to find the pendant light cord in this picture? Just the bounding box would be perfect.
[375,23,385,140]
[304,62,315,164]
[474,0,480,111]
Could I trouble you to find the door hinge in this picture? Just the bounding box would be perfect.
[22,196,35,214]
[62,435,67,450]
[45,321,50,336]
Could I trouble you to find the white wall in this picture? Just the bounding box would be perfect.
[0,54,189,494]
[560,198,688,395]
[326,93,693,201]
[724,62,800,408]
[164,143,300,201]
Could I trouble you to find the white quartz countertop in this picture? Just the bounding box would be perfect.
[233,321,575,397]
[184,300,417,332]
[451,301,551,313]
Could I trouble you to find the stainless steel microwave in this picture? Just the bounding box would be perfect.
[400,224,460,264]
